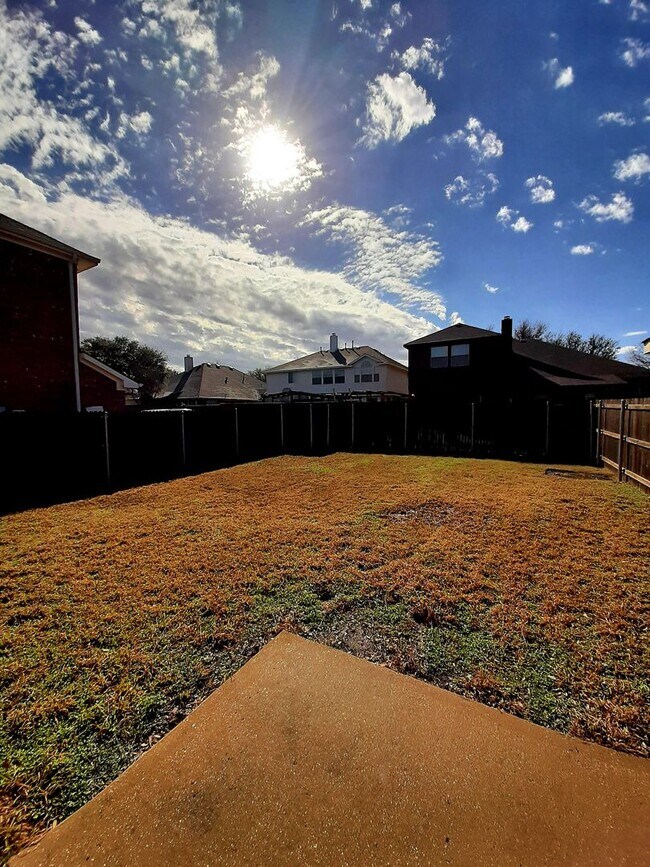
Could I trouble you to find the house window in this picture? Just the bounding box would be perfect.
[312,373,322,385]
[323,372,333,385]
[430,344,471,368]
[288,372,294,383]
[361,373,372,383]
[354,374,360,383]
[335,372,345,383]
[450,343,470,367]
[373,373,379,382]
[430,345,449,368]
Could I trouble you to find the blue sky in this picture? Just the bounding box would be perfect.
[0,0,648,369]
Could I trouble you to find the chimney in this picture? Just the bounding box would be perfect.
[184,354,194,372]
[501,316,512,345]
[329,332,338,353]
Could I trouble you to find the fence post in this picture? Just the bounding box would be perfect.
[234,406,239,459]
[351,402,355,449]
[180,411,186,467]
[309,403,314,453]
[279,404,284,452]
[403,401,408,452]
[617,399,626,482]
[103,412,111,484]
[326,403,330,451]
[470,402,475,453]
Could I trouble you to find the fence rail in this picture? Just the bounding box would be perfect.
[597,399,650,492]
[1,396,597,513]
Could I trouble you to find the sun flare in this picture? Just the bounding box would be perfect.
[245,125,301,192]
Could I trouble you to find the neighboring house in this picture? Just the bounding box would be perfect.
[79,353,140,411]
[642,337,650,356]
[157,355,266,406]
[0,213,100,412]
[406,317,650,402]
[265,333,408,399]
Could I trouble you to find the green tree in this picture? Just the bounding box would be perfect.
[80,335,169,398]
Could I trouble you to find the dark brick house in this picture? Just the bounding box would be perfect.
[405,317,650,402]
[1,214,139,412]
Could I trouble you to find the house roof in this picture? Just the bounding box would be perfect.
[513,339,650,383]
[404,323,499,347]
[0,213,100,272]
[79,354,141,390]
[265,346,407,374]
[161,364,266,402]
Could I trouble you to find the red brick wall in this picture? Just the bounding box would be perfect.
[79,363,127,412]
[0,240,79,411]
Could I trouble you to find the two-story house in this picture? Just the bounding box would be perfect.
[406,316,650,402]
[265,334,408,399]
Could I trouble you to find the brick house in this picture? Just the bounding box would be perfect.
[0,214,138,412]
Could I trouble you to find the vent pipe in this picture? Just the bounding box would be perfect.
[501,316,513,344]
[184,354,194,372]
[329,332,338,353]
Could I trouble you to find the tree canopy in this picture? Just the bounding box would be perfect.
[513,320,619,359]
[80,335,169,398]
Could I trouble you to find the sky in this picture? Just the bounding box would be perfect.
[0,0,648,370]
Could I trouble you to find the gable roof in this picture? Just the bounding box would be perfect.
[161,364,266,402]
[266,345,407,374]
[80,354,141,390]
[0,213,100,272]
[404,323,499,347]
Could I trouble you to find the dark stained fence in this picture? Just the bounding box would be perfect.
[1,396,601,513]
[597,399,650,493]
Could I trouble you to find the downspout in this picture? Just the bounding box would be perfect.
[69,257,82,412]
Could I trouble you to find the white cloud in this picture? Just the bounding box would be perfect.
[629,0,649,21]
[496,206,533,233]
[525,175,555,203]
[613,151,650,181]
[444,173,499,207]
[74,17,102,46]
[398,37,448,79]
[544,58,574,88]
[570,244,595,255]
[0,4,126,178]
[449,311,463,325]
[644,96,650,121]
[623,330,647,336]
[598,110,635,126]
[578,191,634,222]
[302,203,444,317]
[620,38,650,67]
[359,72,435,148]
[0,163,432,369]
[445,117,504,162]
[483,282,499,293]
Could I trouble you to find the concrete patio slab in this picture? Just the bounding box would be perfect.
[13,632,649,866]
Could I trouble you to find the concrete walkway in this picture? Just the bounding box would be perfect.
[13,632,649,866]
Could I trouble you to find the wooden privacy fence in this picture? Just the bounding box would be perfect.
[1,396,596,513]
[597,399,650,492]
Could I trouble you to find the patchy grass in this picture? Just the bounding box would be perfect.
[1,454,648,858]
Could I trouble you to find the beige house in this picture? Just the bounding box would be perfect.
[265,333,408,398]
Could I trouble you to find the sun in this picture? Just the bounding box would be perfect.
[245,125,302,192]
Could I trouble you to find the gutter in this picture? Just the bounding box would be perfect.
[69,257,81,412]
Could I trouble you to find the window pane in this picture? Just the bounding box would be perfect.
[334,373,345,383]
[361,373,372,382]
[323,373,333,384]
[450,343,469,367]
[354,374,360,383]
[312,374,322,385]
[430,346,447,357]
[373,373,379,381]
[288,372,293,383]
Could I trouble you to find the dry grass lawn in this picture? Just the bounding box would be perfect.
[1,453,648,859]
